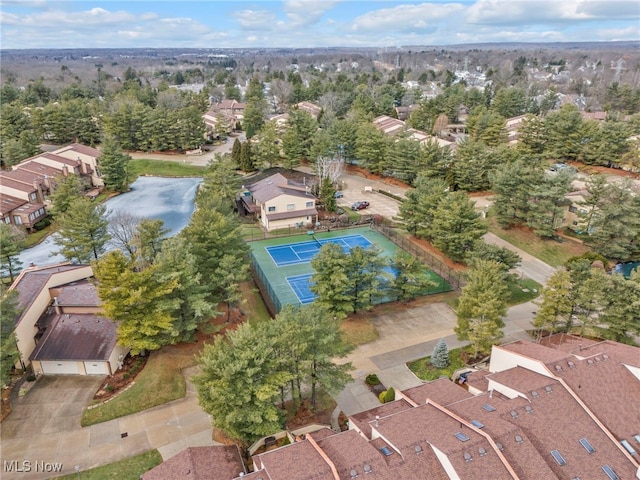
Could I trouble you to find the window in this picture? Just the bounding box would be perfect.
[268,206,276,212]
[306,201,314,207]
[13,216,22,225]
[569,206,577,213]
[30,192,37,201]
[287,204,295,211]
[3,217,10,224]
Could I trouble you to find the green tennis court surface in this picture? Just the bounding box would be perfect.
[249,226,451,312]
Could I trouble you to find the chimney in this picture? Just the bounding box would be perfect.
[62,165,69,177]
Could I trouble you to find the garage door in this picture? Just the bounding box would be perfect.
[84,362,109,375]
[40,361,80,375]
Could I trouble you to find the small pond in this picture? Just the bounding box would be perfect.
[613,261,640,278]
[18,176,202,267]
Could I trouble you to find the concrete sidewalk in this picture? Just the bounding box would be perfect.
[1,367,216,480]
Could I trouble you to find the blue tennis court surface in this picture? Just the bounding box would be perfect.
[266,234,373,267]
[286,274,315,304]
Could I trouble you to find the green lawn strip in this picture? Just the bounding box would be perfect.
[81,348,192,427]
[407,348,467,381]
[54,450,162,480]
[507,278,542,305]
[128,158,205,179]
[487,217,590,267]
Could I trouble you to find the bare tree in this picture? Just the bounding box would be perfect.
[108,210,141,258]
[315,156,345,188]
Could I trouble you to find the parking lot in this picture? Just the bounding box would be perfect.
[335,183,402,219]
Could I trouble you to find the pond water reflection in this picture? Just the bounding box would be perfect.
[18,176,202,267]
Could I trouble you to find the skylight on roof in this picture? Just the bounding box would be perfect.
[621,440,637,456]
[482,404,496,412]
[454,432,470,442]
[471,420,485,429]
[579,438,595,454]
[551,450,566,466]
[602,465,619,480]
[380,446,394,456]
[634,434,640,444]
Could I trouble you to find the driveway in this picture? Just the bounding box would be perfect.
[1,367,215,479]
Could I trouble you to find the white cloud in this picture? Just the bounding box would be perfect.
[596,25,640,41]
[232,9,278,30]
[283,0,338,26]
[351,3,464,33]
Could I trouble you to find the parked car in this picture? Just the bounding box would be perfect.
[351,201,370,210]
[334,191,344,198]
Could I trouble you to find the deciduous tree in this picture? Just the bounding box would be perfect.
[0,224,25,283]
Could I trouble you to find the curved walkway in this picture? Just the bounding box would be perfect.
[0,367,215,480]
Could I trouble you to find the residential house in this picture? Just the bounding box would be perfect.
[505,114,529,145]
[373,115,454,148]
[563,189,591,232]
[147,336,639,479]
[239,173,317,232]
[142,446,245,480]
[0,144,103,229]
[267,101,323,130]
[9,263,128,376]
[394,104,419,121]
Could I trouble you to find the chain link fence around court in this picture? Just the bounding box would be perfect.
[373,224,465,291]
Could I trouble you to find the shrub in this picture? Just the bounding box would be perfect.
[105,384,115,393]
[384,387,395,403]
[379,390,387,403]
[34,217,52,231]
[26,374,36,382]
[365,374,380,386]
[431,338,450,369]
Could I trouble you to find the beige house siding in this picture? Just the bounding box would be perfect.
[11,265,94,368]
[259,193,316,231]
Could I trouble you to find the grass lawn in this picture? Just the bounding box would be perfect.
[54,450,162,480]
[81,342,196,426]
[240,281,272,323]
[507,278,542,305]
[407,347,467,381]
[22,224,54,248]
[128,158,205,179]
[487,217,591,267]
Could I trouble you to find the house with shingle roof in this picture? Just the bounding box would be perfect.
[239,173,318,231]
[144,336,639,479]
[0,144,103,229]
[8,263,128,376]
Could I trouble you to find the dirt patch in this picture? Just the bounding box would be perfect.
[285,398,334,431]
[93,355,148,401]
[407,236,468,272]
[345,164,412,188]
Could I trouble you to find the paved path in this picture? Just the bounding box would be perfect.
[483,232,556,286]
[1,367,216,480]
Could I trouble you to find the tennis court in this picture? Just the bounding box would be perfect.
[286,274,315,304]
[248,226,451,313]
[266,234,373,267]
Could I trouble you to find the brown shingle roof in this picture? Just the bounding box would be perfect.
[402,377,474,406]
[349,399,413,438]
[29,313,117,361]
[255,440,335,480]
[0,193,27,215]
[142,445,245,480]
[51,279,100,307]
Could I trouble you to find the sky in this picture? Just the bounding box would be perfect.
[1,0,639,50]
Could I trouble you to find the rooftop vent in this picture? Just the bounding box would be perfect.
[531,390,539,398]
[555,365,563,372]
[471,420,485,429]
[510,410,518,419]
[515,435,523,444]
[568,361,575,368]
[363,464,372,474]
[463,452,472,462]
[595,356,602,362]
[455,432,470,442]
[496,442,504,451]
[478,447,487,457]
[545,386,553,394]
[633,434,640,444]
[587,359,594,365]
[375,415,379,427]
[415,445,423,454]
[551,449,566,466]
[602,465,619,480]
[350,469,358,478]
[602,354,609,361]
[525,405,533,414]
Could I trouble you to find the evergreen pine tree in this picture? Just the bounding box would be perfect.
[431,338,450,368]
